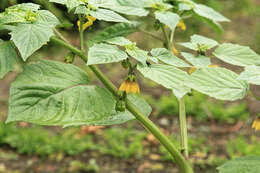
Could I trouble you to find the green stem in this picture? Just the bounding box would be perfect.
[160,24,170,49]
[50,36,193,173]
[249,90,260,102]
[168,27,189,158]
[179,97,188,157]
[78,14,85,51]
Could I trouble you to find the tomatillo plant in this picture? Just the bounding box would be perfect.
[1,1,260,173]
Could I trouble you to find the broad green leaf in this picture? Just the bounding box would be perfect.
[151,48,190,67]
[213,43,260,67]
[95,0,148,17]
[87,22,139,46]
[66,0,84,11]
[36,10,60,26]
[217,156,260,173]
[179,34,218,51]
[126,48,148,65]
[193,4,230,22]
[0,25,15,31]
[74,5,89,14]
[187,67,249,101]
[117,0,149,8]
[155,11,180,30]
[10,23,54,61]
[191,34,218,49]
[178,42,198,51]
[49,0,66,4]
[194,14,223,35]
[6,60,116,127]
[238,66,260,85]
[90,94,152,126]
[7,3,40,11]
[0,3,40,25]
[0,41,20,78]
[181,52,211,67]
[90,9,129,23]
[104,37,132,46]
[87,43,128,65]
[137,64,191,99]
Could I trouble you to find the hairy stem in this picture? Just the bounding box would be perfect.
[179,97,189,157]
[50,36,193,173]
[78,14,85,51]
[161,24,170,49]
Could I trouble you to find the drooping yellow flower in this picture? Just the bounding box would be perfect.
[189,66,196,75]
[77,15,96,31]
[252,118,260,131]
[177,20,186,31]
[119,79,140,94]
[171,45,179,56]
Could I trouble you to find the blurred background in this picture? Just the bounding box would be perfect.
[0,0,260,173]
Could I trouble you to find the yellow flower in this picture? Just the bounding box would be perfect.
[252,118,260,131]
[77,15,96,31]
[208,64,218,68]
[119,79,140,94]
[177,20,186,31]
[171,45,179,56]
[189,66,196,75]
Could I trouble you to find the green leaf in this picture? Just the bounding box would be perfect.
[187,67,249,101]
[213,43,260,67]
[181,52,211,67]
[0,41,20,78]
[104,36,132,46]
[36,10,60,26]
[217,156,260,173]
[238,66,260,85]
[98,1,148,17]
[190,34,218,49]
[7,3,40,11]
[6,60,117,127]
[10,23,54,61]
[66,0,84,11]
[90,9,129,23]
[151,48,190,67]
[92,94,152,126]
[49,0,66,4]
[126,48,148,65]
[179,34,218,51]
[74,5,89,14]
[137,64,191,99]
[194,14,223,35]
[117,0,149,8]
[154,11,180,30]
[178,42,198,51]
[88,22,139,45]
[0,3,40,25]
[87,43,128,65]
[193,4,230,22]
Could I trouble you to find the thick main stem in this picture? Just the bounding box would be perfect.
[50,36,193,173]
[179,97,188,157]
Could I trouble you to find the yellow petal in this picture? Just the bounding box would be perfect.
[171,46,179,56]
[87,15,96,22]
[177,20,186,31]
[208,64,218,68]
[252,119,260,131]
[119,81,127,92]
[189,67,196,75]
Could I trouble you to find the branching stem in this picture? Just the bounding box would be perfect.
[50,36,193,173]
